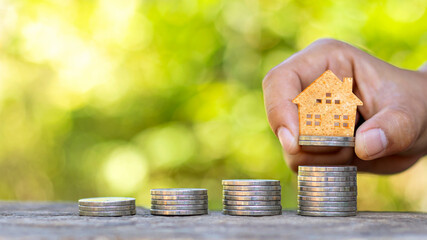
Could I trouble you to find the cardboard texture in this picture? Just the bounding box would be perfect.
[292,70,363,137]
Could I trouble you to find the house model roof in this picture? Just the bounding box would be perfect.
[292,70,363,106]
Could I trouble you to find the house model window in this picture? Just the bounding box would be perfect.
[292,70,363,138]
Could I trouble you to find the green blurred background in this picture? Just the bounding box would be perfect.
[0,0,426,211]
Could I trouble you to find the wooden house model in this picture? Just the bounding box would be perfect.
[292,70,363,137]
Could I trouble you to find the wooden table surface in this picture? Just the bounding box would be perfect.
[0,202,426,239]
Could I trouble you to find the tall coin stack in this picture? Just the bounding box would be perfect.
[150,188,208,216]
[222,180,282,216]
[78,197,136,217]
[297,166,357,217]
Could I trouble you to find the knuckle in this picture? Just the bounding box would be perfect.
[262,66,280,90]
[310,38,351,58]
[312,38,345,49]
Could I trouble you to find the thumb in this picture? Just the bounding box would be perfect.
[355,107,418,160]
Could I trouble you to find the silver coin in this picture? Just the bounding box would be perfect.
[223,200,281,206]
[223,209,282,216]
[223,185,281,191]
[151,188,207,195]
[298,200,357,207]
[78,197,135,206]
[151,199,208,205]
[222,180,280,186]
[297,210,356,217]
[223,190,281,196]
[298,176,357,182]
[79,210,136,217]
[298,195,357,202]
[298,166,357,172]
[299,140,355,147]
[298,180,356,187]
[150,209,208,216]
[224,205,282,211]
[79,205,135,212]
[299,136,355,142]
[151,204,207,210]
[223,195,281,201]
[151,195,208,200]
[299,171,356,177]
[298,186,357,192]
[298,191,357,197]
[299,206,357,212]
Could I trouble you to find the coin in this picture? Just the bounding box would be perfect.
[151,195,208,200]
[298,196,357,202]
[79,210,136,217]
[298,171,357,177]
[298,166,357,172]
[223,195,281,201]
[298,176,357,182]
[223,200,281,206]
[150,209,208,216]
[151,199,208,205]
[223,185,281,191]
[223,205,282,211]
[299,140,355,147]
[79,205,135,212]
[298,181,356,187]
[151,204,207,210]
[299,136,355,142]
[298,186,357,192]
[297,210,356,217]
[298,191,357,197]
[298,200,357,207]
[223,190,281,196]
[299,206,357,212]
[223,209,282,216]
[222,180,280,186]
[78,197,136,206]
[150,188,207,195]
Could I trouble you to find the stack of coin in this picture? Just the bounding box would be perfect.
[299,136,355,147]
[298,166,357,217]
[78,197,136,217]
[150,188,208,216]
[222,180,282,216]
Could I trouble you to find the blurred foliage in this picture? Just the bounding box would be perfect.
[0,0,426,211]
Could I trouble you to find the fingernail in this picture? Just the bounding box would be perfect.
[278,127,296,153]
[362,128,388,157]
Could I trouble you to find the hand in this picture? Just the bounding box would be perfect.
[262,38,427,174]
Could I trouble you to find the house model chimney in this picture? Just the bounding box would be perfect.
[343,77,353,91]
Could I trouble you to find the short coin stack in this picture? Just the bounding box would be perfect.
[299,136,355,147]
[222,180,282,216]
[150,188,208,216]
[78,197,136,217]
[298,166,357,217]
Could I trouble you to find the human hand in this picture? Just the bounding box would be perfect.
[262,39,427,174]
